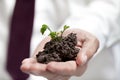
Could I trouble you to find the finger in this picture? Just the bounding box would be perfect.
[22,58,36,64]
[29,63,47,75]
[60,76,70,80]
[52,75,70,80]
[21,58,59,79]
[21,58,37,73]
[47,61,77,76]
[21,58,47,74]
[30,67,58,80]
[61,76,70,80]
[21,60,47,74]
[76,35,99,66]
[76,41,82,47]
[74,63,88,76]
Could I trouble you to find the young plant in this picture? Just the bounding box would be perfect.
[40,24,69,40]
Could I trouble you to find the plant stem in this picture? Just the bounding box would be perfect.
[47,27,52,32]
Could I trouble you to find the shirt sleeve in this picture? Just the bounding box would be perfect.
[59,0,120,53]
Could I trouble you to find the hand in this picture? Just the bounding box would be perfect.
[46,28,99,76]
[21,37,71,80]
[21,58,70,80]
[20,28,99,80]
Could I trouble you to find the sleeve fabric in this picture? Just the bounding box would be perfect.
[59,0,120,53]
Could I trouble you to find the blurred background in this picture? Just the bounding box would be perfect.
[0,0,120,80]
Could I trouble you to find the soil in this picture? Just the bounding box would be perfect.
[36,33,80,64]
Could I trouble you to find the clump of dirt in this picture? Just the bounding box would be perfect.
[36,33,79,64]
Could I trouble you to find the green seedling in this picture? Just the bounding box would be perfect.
[40,24,69,40]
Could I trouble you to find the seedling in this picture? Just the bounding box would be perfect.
[36,24,79,64]
[40,24,69,40]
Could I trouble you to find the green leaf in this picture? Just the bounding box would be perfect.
[40,24,70,40]
[64,25,69,31]
[49,32,57,39]
[40,24,48,35]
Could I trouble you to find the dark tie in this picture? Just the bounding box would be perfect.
[6,0,35,80]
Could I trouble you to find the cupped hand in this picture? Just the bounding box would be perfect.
[47,28,99,76]
[21,37,70,80]
[20,28,99,80]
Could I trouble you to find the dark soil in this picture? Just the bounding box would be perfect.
[36,33,80,64]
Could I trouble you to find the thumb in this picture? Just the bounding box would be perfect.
[76,38,99,66]
[76,49,87,66]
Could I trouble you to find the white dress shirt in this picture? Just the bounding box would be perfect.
[0,0,120,80]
